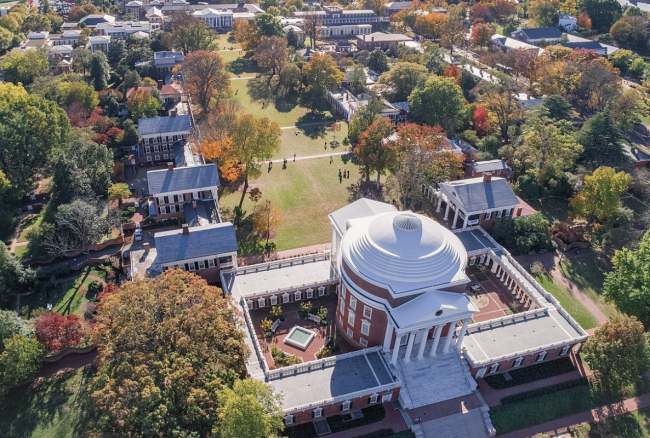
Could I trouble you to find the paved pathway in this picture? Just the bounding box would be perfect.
[321,403,408,438]
[499,392,650,438]
[241,243,331,265]
[36,351,98,379]
[514,249,610,325]
[230,76,256,80]
[270,151,347,164]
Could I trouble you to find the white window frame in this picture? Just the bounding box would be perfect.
[318,286,326,296]
[284,415,294,425]
[363,305,372,319]
[369,393,379,403]
[339,298,345,314]
[208,259,215,268]
[342,401,351,411]
[360,337,368,347]
[283,293,290,304]
[198,260,205,270]
[170,205,176,213]
[349,296,357,311]
[163,153,169,159]
[159,207,166,215]
[188,262,195,272]
[347,310,355,326]
[560,345,570,356]
[489,363,499,374]
[306,288,313,299]
[341,284,346,299]
[270,295,278,306]
[484,211,492,220]
[258,298,266,308]
[346,327,353,337]
[361,320,370,336]
[247,300,253,309]
[154,145,160,152]
[294,290,302,301]
[145,146,151,153]
[147,156,152,162]
[513,357,523,368]
[155,155,160,161]
[313,408,323,418]
[537,351,547,362]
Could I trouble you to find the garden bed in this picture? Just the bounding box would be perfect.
[483,357,577,389]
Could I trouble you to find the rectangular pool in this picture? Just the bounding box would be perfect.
[284,326,316,350]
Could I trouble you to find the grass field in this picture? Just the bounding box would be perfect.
[588,406,650,437]
[275,124,349,159]
[535,274,599,329]
[220,48,245,63]
[214,32,240,50]
[0,370,92,438]
[13,244,30,260]
[525,197,570,224]
[17,213,44,243]
[220,156,369,253]
[52,266,106,317]
[558,256,620,320]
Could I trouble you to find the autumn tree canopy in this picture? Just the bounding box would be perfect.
[88,270,250,438]
[182,50,232,115]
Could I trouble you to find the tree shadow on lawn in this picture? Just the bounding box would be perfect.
[296,113,336,138]
[235,218,265,257]
[50,268,92,315]
[1,369,95,438]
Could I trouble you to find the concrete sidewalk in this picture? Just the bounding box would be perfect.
[240,243,331,265]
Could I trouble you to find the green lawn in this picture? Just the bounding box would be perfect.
[492,378,649,435]
[220,156,369,254]
[51,266,106,317]
[0,369,92,438]
[524,197,570,224]
[12,244,30,260]
[534,274,599,329]
[275,123,349,159]
[214,32,240,50]
[220,48,245,63]
[589,406,650,437]
[18,213,44,243]
[558,256,620,320]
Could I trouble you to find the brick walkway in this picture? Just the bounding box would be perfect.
[322,403,409,438]
[241,243,331,265]
[499,393,650,438]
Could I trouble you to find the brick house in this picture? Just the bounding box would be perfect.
[137,115,191,164]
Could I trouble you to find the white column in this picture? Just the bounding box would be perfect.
[391,338,400,365]
[444,201,450,220]
[455,318,470,349]
[416,327,429,360]
[430,325,442,357]
[383,322,394,352]
[436,196,443,213]
[442,320,459,354]
[403,331,416,363]
[462,214,469,229]
[452,208,460,229]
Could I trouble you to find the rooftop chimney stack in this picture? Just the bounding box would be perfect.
[182,224,189,234]
[192,200,197,208]
[167,162,174,171]
[143,242,150,252]
[484,172,492,183]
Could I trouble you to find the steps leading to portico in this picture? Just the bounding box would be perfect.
[419,409,491,438]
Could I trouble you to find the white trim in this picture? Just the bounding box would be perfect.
[360,337,368,347]
[270,295,278,306]
[284,415,294,425]
[318,286,326,296]
[313,407,323,418]
[283,293,290,303]
[363,305,372,319]
[342,400,351,411]
[307,288,314,299]
[361,320,370,336]
[258,297,266,308]
[370,393,378,403]
[513,356,523,368]
[295,290,302,301]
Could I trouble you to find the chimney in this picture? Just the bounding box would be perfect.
[143,242,150,252]
[167,162,174,171]
[182,224,189,234]
[192,200,197,208]
[516,206,523,217]
[483,172,492,183]
[157,79,163,90]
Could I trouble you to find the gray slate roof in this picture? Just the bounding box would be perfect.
[559,41,604,51]
[138,115,191,136]
[154,222,238,264]
[441,177,519,213]
[147,164,220,195]
[472,160,509,173]
[329,198,397,234]
[514,27,562,40]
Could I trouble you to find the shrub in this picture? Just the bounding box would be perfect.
[270,305,283,318]
[271,344,303,367]
[300,301,313,314]
[530,261,546,277]
[260,318,273,333]
[500,378,589,405]
[34,312,87,352]
[81,301,97,321]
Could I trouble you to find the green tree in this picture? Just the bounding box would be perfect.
[0,82,69,191]
[529,0,560,27]
[0,49,48,85]
[217,378,284,438]
[108,183,131,207]
[46,200,109,257]
[0,242,35,302]
[492,213,554,255]
[88,51,110,91]
[0,170,21,240]
[513,112,582,186]
[377,62,428,101]
[106,38,124,68]
[368,48,389,74]
[348,98,382,143]
[122,69,142,92]
[441,4,465,56]
[255,13,285,36]
[611,89,647,131]
[182,50,232,115]
[610,16,648,49]
[541,94,573,121]
[354,117,396,188]
[609,49,636,70]
[127,88,162,121]
[169,12,215,54]
[347,66,366,95]
[88,270,248,438]
[578,0,622,32]
[583,315,650,393]
[409,75,467,134]
[575,110,626,169]
[301,53,344,112]
[0,309,30,351]
[0,27,12,53]
[631,57,647,78]
[0,334,44,391]
[121,119,141,146]
[570,167,631,223]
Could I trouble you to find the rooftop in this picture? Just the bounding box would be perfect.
[223,254,336,299]
[154,222,238,264]
[357,32,413,42]
[138,115,191,136]
[329,198,397,235]
[130,248,162,279]
[471,160,509,173]
[147,163,220,195]
[513,27,562,40]
[440,177,520,213]
[183,199,219,227]
[269,349,395,411]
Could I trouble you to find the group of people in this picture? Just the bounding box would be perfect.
[339,169,350,183]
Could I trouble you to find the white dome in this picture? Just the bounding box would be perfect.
[341,211,468,295]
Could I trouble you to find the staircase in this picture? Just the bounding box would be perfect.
[419,409,491,438]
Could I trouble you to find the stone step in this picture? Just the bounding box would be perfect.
[420,409,490,438]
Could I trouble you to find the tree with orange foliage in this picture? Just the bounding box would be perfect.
[473,106,490,137]
[470,20,495,51]
[182,50,231,115]
[577,13,592,30]
[414,12,448,41]
[387,123,464,210]
[443,64,461,85]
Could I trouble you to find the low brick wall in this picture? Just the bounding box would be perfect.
[553,237,590,252]
[43,345,97,363]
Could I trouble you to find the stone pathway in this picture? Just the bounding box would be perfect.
[270,151,347,164]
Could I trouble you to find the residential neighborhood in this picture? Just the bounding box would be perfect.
[1,0,650,437]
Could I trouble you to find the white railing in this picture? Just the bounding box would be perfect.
[239,297,271,373]
[242,278,340,300]
[266,346,384,380]
[234,251,331,273]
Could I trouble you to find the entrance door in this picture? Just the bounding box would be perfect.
[381,392,393,403]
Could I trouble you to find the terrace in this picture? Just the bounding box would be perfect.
[465,266,527,323]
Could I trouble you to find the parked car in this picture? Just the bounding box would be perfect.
[134,229,143,241]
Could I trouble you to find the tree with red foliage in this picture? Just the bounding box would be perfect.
[470,20,495,51]
[68,4,99,21]
[471,3,493,23]
[443,64,461,85]
[65,102,89,127]
[577,13,592,30]
[34,312,87,352]
[474,106,491,137]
